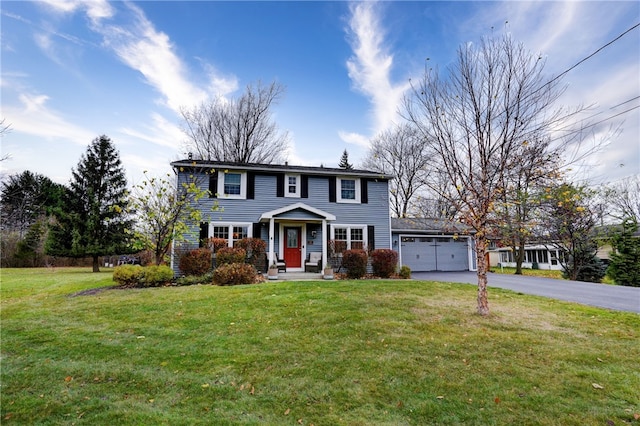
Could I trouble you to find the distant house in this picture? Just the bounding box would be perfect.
[391,217,477,272]
[170,160,393,275]
[488,243,565,271]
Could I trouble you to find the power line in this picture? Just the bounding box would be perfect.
[547,22,640,87]
[609,96,640,110]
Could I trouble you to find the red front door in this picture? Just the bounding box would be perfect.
[284,227,302,268]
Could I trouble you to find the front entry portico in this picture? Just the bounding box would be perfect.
[260,202,336,272]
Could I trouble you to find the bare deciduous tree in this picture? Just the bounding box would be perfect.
[1,118,12,162]
[180,81,290,164]
[494,135,563,274]
[362,123,433,218]
[604,174,640,223]
[403,34,580,315]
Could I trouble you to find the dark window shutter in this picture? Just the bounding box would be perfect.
[367,225,375,251]
[199,222,209,247]
[328,176,336,202]
[276,174,284,197]
[252,222,262,239]
[209,173,218,198]
[247,172,255,199]
[301,175,309,198]
[361,179,368,204]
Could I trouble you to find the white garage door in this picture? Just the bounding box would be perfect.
[400,236,469,272]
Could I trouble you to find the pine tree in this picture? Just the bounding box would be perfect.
[607,218,640,287]
[46,135,134,272]
[339,149,353,169]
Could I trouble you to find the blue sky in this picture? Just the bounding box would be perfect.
[1,1,639,188]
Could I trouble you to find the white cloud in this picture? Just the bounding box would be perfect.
[338,130,371,149]
[39,0,114,25]
[120,112,185,150]
[345,2,409,140]
[3,92,96,145]
[37,0,238,113]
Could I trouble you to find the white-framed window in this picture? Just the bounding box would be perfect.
[337,177,360,203]
[217,171,247,199]
[331,224,367,253]
[285,174,300,198]
[211,223,252,246]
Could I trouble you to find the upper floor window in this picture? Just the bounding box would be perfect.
[218,171,247,199]
[337,177,360,203]
[285,174,300,198]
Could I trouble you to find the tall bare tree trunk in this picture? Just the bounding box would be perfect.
[92,255,100,273]
[475,234,490,316]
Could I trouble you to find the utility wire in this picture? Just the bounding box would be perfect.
[546,22,640,87]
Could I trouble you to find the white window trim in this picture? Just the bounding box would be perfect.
[209,222,253,247]
[284,174,301,198]
[330,224,367,250]
[217,171,247,199]
[337,177,361,203]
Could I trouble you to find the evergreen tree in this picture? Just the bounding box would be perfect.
[46,135,134,272]
[339,149,353,169]
[607,218,640,287]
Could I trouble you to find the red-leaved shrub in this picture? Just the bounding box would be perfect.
[342,249,368,279]
[235,238,267,272]
[216,247,246,266]
[179,248,212,276]
[213,263,258,286]
[371,249,398,278]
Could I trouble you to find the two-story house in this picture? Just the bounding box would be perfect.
[170,160,393,274]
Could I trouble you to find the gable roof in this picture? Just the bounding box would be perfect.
[259,202,336,221]
[391,217,474,234]
[171,159,393,180]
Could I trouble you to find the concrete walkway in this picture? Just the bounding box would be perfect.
[412,271,640,314]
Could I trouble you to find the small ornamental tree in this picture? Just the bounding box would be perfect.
[607,218,640,287]
[131,171,214,266]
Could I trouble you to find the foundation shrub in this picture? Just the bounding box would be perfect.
[236,238,267,272]
[179,248,212,276]
[399,265,411,279]
[141,265,174,287]
[113,264,174,287]
[371,249,398,278]
[342,249,368,279]
[216,247,247,266]
[213,263,258,286]
[113,264,144,287]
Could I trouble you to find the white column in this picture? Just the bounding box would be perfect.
[321,219,327,269]
[268,218,275,266]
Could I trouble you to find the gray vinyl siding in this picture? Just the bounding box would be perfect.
[176,171,391,249]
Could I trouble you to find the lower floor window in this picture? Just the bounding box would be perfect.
[211,223,251,247]
[331,224,367,253]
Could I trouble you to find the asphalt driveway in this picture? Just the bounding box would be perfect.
[412,271,640,313]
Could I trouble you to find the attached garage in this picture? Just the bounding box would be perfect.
[391,218,476,272]
[400,236,470,272]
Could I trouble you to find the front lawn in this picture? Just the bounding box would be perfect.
[1,268,639,425]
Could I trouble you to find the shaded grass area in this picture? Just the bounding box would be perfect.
[2,268,639,425]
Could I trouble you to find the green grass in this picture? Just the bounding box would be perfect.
[490,266,616,284]
[2,268,639,425]
[489,266,564,279]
